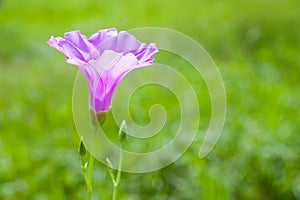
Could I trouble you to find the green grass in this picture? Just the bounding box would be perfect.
[0,0,299,199]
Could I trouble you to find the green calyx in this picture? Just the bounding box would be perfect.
[90,109,108,127]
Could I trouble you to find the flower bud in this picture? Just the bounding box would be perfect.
[78,137,86,158]
[106,158,114,169]
[118,120,127,143]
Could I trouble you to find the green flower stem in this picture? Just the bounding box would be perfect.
[81,153,95,200]
[80,159,89,191]
[87,153,95,200]
[80,152,94,200]
[81,128,97,200]
[112,145,123,200]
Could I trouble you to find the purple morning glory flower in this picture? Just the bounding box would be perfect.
[48,28,158,118]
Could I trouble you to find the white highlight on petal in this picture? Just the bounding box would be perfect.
[88,50,123,76]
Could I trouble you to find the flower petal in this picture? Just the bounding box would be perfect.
[88,28,118,47]
[64,31,94,59]
[88,50,123,76]
[94,31,142,56]
[134,43,158,65]
[47,36,64,51]
[93,53,139,112]
[48,36,86,63]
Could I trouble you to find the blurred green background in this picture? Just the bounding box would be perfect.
[0,0,299,199]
